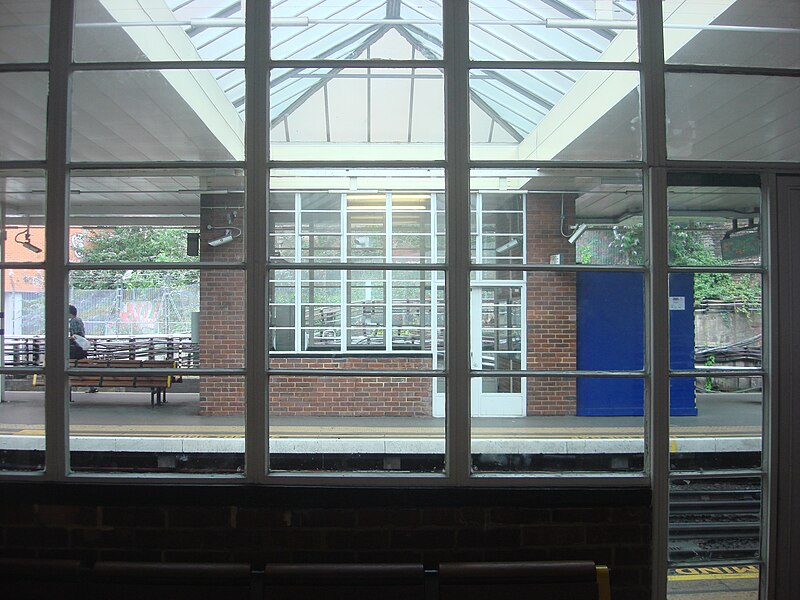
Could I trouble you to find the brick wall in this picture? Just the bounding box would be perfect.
[526,195,577,415]
[269,356,433,416]
[0,485,652,600]
[198,192,581,417]
[200,193,246,415]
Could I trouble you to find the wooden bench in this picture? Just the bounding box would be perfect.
[88,561,253,600]
[33,359,180,407]
[438,561,611,600]
[262,563,427,600]
[0,559,612,599]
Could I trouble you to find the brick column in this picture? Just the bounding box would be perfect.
[199,193,245,415]
[526,194,577,415]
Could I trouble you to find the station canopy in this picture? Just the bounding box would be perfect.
[1,0,794,228]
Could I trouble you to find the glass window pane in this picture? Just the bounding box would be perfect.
[470,169,645,266]
[666,73,800,162]
[74,0,245,63]
[667,475,762,596]
[270,68,444,161]
[669,178,762,267]
[269,268,444,358]
[668,375,763,595]
[472,271,645,376]
[0,72,48,161]
[469,0,638,62]
[670,378,762,471]
[1,174,46,262]
[271,1,443,61]
[269,169,446,263]
[0,0,50,63]
[71,70,245,162]
[664,0,800,68]
[269,375,444,474]
[69,269,245,369]
[70,170,245,264]
[670,272,762,374]
[471,376,644,473]
[0,267,45,472]
[470,70,641,161]
[69,375,245,474]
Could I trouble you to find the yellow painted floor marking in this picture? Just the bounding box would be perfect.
[668,573,759,581]
[668,565,759,581]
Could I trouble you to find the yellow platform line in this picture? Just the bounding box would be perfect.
[1,424,762,439]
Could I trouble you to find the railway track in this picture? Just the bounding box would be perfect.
[669,480,761,563]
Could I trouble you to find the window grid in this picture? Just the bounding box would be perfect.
[3,2,780,474]
[0,2,794,598]
[0,10,797,580]
[269,192,443,354]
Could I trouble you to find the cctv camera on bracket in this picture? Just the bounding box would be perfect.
[206,224,242,247]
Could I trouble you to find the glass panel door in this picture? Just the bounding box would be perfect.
[471,285,524,417]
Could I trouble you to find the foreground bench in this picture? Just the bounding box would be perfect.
[0,559,611,599]
[33,359,180,407]
[262,563,427,600]
[438,561,611,600]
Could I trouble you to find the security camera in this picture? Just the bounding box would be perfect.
[15,226,42,253]
[208,229,234,247]
[568,224,588,244]
[21,240,43,253]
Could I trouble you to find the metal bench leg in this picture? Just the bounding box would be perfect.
[151,387,165,406]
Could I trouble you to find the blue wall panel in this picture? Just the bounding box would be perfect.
[576,272,697,416]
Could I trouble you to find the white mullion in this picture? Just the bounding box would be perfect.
[293,193,302,352]
[519,192,527,402]
[386,192,393,352]
[340,192,347,352]
[430,192,437,265]
[430,194,439,362]
[475,192,483,268]
[520,192,527,264]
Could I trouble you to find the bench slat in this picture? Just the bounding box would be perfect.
[34,359,179,407]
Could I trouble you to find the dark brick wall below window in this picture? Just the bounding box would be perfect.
[0,484,651,600]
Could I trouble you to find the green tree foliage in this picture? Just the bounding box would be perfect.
[71,227,199,289]
[609,222,760,310]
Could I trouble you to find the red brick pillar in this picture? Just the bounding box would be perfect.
[525,194,577,415]
[199,193,245,415]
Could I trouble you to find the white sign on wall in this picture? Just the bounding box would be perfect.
[669,296,686,311]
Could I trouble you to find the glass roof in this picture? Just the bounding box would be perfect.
[158,0,636,139]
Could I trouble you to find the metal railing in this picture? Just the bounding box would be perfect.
[3,335,199,369]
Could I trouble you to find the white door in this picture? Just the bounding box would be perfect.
[470,285,525,417]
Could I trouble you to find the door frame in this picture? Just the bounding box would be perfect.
[770,175,800,598]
